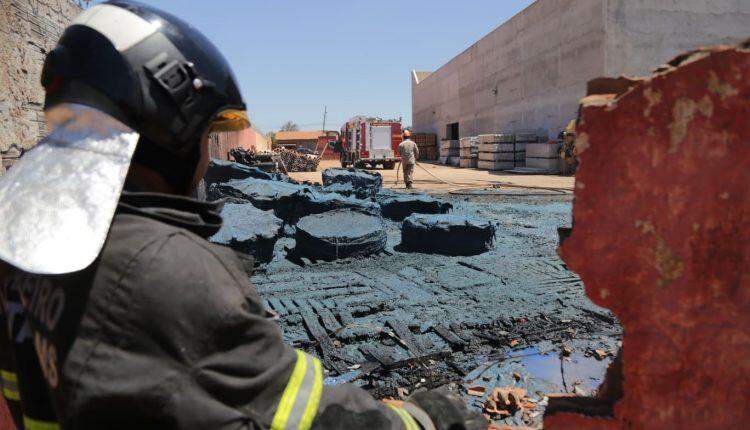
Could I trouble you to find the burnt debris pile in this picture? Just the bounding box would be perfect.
[295,209,387,261]
[291,188,381,223]
[209,177,380,224]
[205,158,296,187]
[273,147,320,172]
[227,149,278,172]
[210,203,283,265]
[377,192,453,221]
[205,160,495,263]
[401,214,496,256]
[209,178,304,221]
[322,168,383,198]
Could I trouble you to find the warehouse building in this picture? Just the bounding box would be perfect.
[411,0,750,140]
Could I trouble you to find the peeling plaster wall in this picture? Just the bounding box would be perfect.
[550,41,750,430]
[412,0,750,140]
[0,0,81,156]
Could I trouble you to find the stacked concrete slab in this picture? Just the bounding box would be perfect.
[514,133,543,166]
[526,142,561,173]
[458,137,479,168]
[477,134,518,171]
[438,140,460,167]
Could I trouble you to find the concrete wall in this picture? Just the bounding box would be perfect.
[605,0,750,77]
[0,0,81,158]
[209,127,271,160]
[412,0,750,140]
[412,0,606,140]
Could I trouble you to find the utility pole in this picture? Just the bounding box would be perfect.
[322,105,328,133]
[317,106,330,161]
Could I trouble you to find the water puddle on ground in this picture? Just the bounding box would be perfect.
[517,347,610,393]
[465,345,611,397]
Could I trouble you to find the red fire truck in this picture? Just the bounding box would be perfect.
[338,116,403,169]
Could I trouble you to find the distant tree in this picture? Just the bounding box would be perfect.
[266,131,276,144]
[280,121,299,132]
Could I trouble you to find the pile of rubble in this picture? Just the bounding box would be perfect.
[205,158,295,186]
[228,148,277,172]
[205,161,493,264]
[322,168,382,198]
[273,146,320,172]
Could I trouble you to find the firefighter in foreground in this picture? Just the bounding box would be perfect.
[397,131,419,189]
[0,2,484,429]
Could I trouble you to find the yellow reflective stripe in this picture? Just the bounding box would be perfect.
[3,387,20,401]
[3,387,19,401]
[1,370,17,383]
[387,404,420,430]
[1,370,19,401]
[23,416,60,430]
[271,350,308,430]
[297,356,323,430]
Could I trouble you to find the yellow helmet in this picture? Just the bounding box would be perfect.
[565,119,576,135]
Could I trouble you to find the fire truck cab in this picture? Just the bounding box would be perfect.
[338,116,402,170]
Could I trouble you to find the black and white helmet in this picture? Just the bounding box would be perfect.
[0,1,249,275]
[43,1,249,184]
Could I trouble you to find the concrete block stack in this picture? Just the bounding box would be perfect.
[513,134,544,167]
[526,142,561,173]
[459,137,479,168]
[413,133,438,161]
[439,139,460,167]
[477,134,516,171]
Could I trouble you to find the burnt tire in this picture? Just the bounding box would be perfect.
[400,214,496,256]
[209,178,306,220]
[377,192,452,221]
[322,168,383,194]
[210,203,283,265]
[204,158,294,188]
[295,210,387,261]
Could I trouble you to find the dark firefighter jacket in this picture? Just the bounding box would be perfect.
[0,192,422,430]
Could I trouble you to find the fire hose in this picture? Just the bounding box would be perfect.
[394,161,573,195]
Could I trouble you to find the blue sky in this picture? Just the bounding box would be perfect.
[94,1,534,133]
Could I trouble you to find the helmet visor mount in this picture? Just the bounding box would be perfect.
[205,108,251,162]
[0,103,139,275]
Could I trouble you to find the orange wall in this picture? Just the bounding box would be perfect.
[209,127,270,160]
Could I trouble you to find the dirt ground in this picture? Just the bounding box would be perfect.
[291,160,576,194]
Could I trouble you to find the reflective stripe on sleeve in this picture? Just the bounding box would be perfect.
[1,370,19,401]
[387,404,420,430]
[23,416,60,430]
[271,350,324,430]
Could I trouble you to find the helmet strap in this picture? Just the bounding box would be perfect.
[130,136,200,195]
